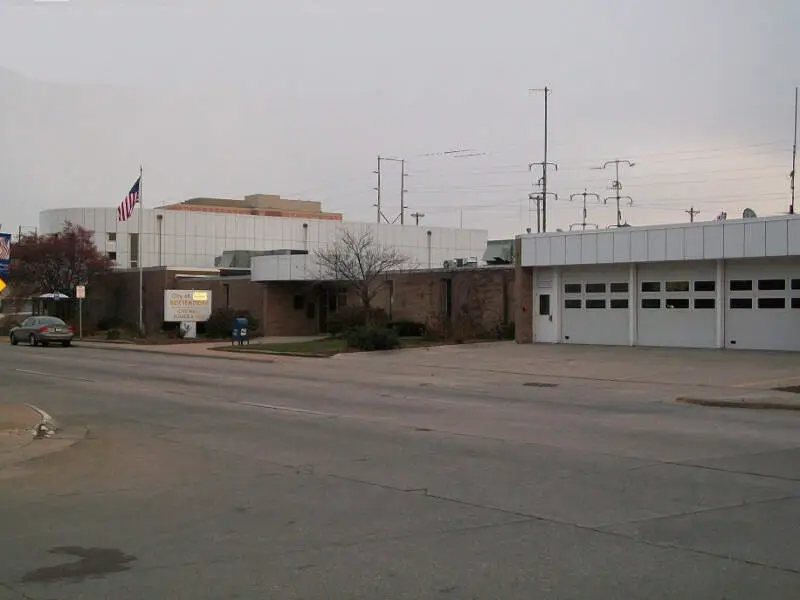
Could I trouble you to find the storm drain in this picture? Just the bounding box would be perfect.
[523,382,558,388]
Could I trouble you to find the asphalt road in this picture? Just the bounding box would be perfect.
[1,342,799,599]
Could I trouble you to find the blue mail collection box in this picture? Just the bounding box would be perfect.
[232,316,249,345]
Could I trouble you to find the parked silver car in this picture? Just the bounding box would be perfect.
[10,316,74,347]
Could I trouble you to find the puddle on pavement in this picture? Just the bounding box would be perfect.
[21,546,136,584]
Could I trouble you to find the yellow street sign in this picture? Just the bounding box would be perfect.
[0,278,6,294]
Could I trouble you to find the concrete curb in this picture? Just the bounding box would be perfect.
[676,396,800,411]
[72,342,279,363]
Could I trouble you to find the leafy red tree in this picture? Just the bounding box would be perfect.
[8,222,113,296]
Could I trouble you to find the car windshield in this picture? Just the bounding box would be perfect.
[39,317,66,326]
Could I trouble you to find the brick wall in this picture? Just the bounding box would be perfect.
[514,238,533,343]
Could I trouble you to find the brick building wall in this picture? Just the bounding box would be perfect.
[89,265,515,338]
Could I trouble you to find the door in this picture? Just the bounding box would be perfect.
[561,267,630,345]
[534,269,557,343]
[725,259,800,351]
[637,262,718,348]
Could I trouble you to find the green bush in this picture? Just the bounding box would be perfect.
[345,326,400,351]
[326,306,388,336]
[204,308,260,339]
[388,320,426,337]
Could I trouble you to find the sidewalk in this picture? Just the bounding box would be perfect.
[72,337,323,363]
[0,404,41,469]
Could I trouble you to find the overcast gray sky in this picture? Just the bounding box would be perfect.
[1,0,798,238]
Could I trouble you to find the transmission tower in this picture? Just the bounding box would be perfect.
[597,159,635,227]
[373,156,408,224]
[568,189,601,231]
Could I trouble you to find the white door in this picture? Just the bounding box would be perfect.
[637,262,718,348]
[725,259,800,351]
[534,269,557,343]
[561,267,630,345]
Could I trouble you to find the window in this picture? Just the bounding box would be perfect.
[666,281,690,292]
[758,297,786,309]
[641,298,661,309]
[730,280,752,291]
[293,295,304,310]
[610,299,629,309]
[610,282,629,294]
[564,299,581,309]
[792,279,800,290]
[730,298,753,309]
[793,297,800,309]
[107,251,117,261]
[586,299,606,309]
[641,281,661,293]
[694,298,716,309]
[758,279,786,291]
[586,283,606,294]
[564,283,581,294]
[694,281,715,292]
[107,232,117,242]
[539,294,551,316]
[665,298,690,309]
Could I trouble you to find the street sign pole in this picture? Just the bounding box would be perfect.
[75,285,86,340]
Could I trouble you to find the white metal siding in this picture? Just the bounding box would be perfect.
[725,259,800,351]
[561,267,630,345]
[636,262,718,348]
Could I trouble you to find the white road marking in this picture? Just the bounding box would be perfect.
[239,401,335,418]
[13,368,93,382]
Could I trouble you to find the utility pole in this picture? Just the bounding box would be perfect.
[686,206,701,223]
[529,87,556,232]
[528,193,542,233]
[598,159,635,227]
[410,211,425,226]
[791,86,798,215]
[569,189,601,231]
[374,156,384,223]
[400,159,408,225]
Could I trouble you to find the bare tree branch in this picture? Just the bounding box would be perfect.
[314,230,410,310]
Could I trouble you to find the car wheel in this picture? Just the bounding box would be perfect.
[10,333,18,346]
[28,334,38,347]
[61,341,71,347]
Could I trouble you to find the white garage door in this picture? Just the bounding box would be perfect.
[637,262,717,348]
[562,267,630,345]
[725,259,800,351]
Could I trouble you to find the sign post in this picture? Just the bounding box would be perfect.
[75,285,86,340]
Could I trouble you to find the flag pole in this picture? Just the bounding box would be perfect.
[138,165,144,336]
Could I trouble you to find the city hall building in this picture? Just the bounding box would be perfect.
[515,214,800,352]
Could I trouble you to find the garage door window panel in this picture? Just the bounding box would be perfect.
[641,298,661,309]
[666,298,690,309]
[641,281,661,293]
[586,299,606,309]
[666,281,690,292]
[730,298,753,309]
[758,297,786,309]
[758,279,786,291]
[565,299,582,309]
[730,280,753,291]
[564,283,582,294]
[586,283,606,294]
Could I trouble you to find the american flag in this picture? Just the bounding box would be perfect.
[117,176,141,222]
[0,234,10,261]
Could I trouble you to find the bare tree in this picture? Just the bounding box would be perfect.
[314,229,410,311]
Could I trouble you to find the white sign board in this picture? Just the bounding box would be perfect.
[75,285,86,299]
[164,289,212,322]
